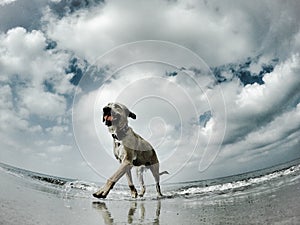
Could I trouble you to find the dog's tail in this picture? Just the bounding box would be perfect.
[159,171,169,176]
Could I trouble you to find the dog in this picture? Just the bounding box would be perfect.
[93,103,168,199]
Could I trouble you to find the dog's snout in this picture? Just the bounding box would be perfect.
[102,106,112,126]
[103,106,111,114]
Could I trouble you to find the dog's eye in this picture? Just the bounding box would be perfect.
[114,104,122,110]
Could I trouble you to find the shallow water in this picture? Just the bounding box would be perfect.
[1,160,300,224]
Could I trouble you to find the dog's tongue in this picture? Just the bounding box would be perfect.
[104,115,113,121]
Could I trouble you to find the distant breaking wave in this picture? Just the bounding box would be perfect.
[174,163,300,198]
[0,163,72,186]
[1,159,300,200]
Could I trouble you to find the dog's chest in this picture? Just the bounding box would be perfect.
[111,129,153,163]
[113,140,127,162]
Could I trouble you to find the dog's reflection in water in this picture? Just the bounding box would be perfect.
[92,200,161,225]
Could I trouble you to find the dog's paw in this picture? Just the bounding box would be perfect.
[138,187,146,197]
[131,191,138,198]
[129,185,138,198]
[92,190,108,199]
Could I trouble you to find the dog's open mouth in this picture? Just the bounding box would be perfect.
[103,107,113,127]
[104,115,113,121]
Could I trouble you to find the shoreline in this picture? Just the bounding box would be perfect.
[1,165,300,224]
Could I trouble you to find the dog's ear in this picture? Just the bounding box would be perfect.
[128,111,136,119]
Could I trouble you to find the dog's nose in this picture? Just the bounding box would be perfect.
[103,106,111,114]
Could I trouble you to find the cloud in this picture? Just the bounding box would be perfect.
[44,0,300,67]
[21,87,67,117]
[245,104,300,152]
[0,0,17,6]
[0,26,85,177]
[46,144,72,153]
[235,54,300,126]
[43,0,254,65]
[0,27,74,118]
[207,54,300,175]
[0,0,49,32]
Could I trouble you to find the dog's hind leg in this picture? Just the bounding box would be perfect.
[137,167,146,197]
[126,169,138,198]
[93,162,131,199]
[149,163,163,197]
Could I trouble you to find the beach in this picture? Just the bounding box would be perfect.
[1,162,300,225]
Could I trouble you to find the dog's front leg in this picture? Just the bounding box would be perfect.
[93,162,131,199]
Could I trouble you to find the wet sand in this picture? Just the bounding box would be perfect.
[1,168,300,225]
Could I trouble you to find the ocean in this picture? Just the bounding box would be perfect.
[1,159,300,224]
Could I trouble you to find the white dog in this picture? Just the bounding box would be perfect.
[93,103,168,199]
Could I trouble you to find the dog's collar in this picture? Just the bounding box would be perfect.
[112,125,129,140]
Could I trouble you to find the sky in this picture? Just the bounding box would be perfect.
[0,0,299,184]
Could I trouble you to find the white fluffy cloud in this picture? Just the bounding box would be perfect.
[188,54,300,178]
[0,27,73,118]
[241,56,299,125]
[43,0,255,65]
[44,0,300,67]
[21,87,67,117]
[0,26,90,177]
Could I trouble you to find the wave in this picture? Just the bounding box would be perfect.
[0,162,72,186]
[1,159,300,200]
[173,163,300,198]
